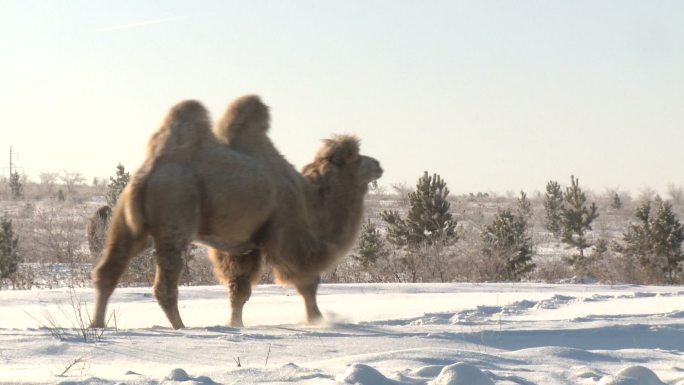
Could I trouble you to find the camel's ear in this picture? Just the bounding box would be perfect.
[317,135,360,166]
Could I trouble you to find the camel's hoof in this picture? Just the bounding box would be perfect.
[306,314,324,325]
[228,319,245,328]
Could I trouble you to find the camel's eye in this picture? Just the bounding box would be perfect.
[327,157,343,167]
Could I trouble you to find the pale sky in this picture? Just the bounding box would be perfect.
[1,1,683,195]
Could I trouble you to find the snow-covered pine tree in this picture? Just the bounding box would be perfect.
[9,171,23,200]
[559,175,599,267]
[543,180,563,238]
[380,172,457,282]
[381,171,457,248]
[611,192,622,210]
[623,200,653,265]
[352,219,388,268]
[649,199,684,283]
[481,207,535,281]
[516,190,532,229]
[624,198,684,283]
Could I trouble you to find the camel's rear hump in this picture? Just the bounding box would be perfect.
[146,100,214,161]
[121,100,212,236]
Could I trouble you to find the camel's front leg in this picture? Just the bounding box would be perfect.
[295,276,323,324]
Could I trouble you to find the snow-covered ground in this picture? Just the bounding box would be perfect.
[1,283,683,385]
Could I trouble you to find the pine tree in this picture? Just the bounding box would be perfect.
[543,180,563,237]
[624,200,652,254]
[106,164,130,207]
[625,198,684,283]
[0,213,21,281]
[9,171,23,199]
[381,172,457,283]
[516,190,532,229]
[611,192,622,210]
[592,238,609,259]
[481,208,535,281]
[559,175,599,267]
[380,210,411,247]
[352,219,388,268]
[650,199,684,282]
[381,171,457,248]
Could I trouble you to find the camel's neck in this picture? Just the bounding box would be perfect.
[309,181,367,253]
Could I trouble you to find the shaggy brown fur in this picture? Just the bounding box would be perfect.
[91,96,382,329]
[86,205,112,258]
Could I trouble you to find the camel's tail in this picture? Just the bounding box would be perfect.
[146,100,214,161]
[117,170,147,237]
[213,95,273,153]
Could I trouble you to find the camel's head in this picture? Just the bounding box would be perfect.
[306,135,383,188]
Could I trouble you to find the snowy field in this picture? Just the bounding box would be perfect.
[1,283,683,385]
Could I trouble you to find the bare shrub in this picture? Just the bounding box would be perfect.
[185,249,217,286]
[57,357,88,377]
[27,207,90,286]
[118,250,156,287]
[39,172,59,197]
[530,257,574,283]
[27,287,110,343]
[638,186,657,202]
[390,183,412,207]
[591,253,657,284]
[9,264,35,290]
[58,170,85,195]
[667,184,683,206]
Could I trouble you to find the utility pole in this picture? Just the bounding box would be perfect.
[5,146,21,179]
[9,146,13,176]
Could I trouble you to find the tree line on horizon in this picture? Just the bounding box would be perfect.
[0,165,683,288]
[352,172,683,285]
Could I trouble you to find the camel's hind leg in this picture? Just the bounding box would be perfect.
[209,248,262,327]
[91,220,148,328]
[152,234,191,329]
